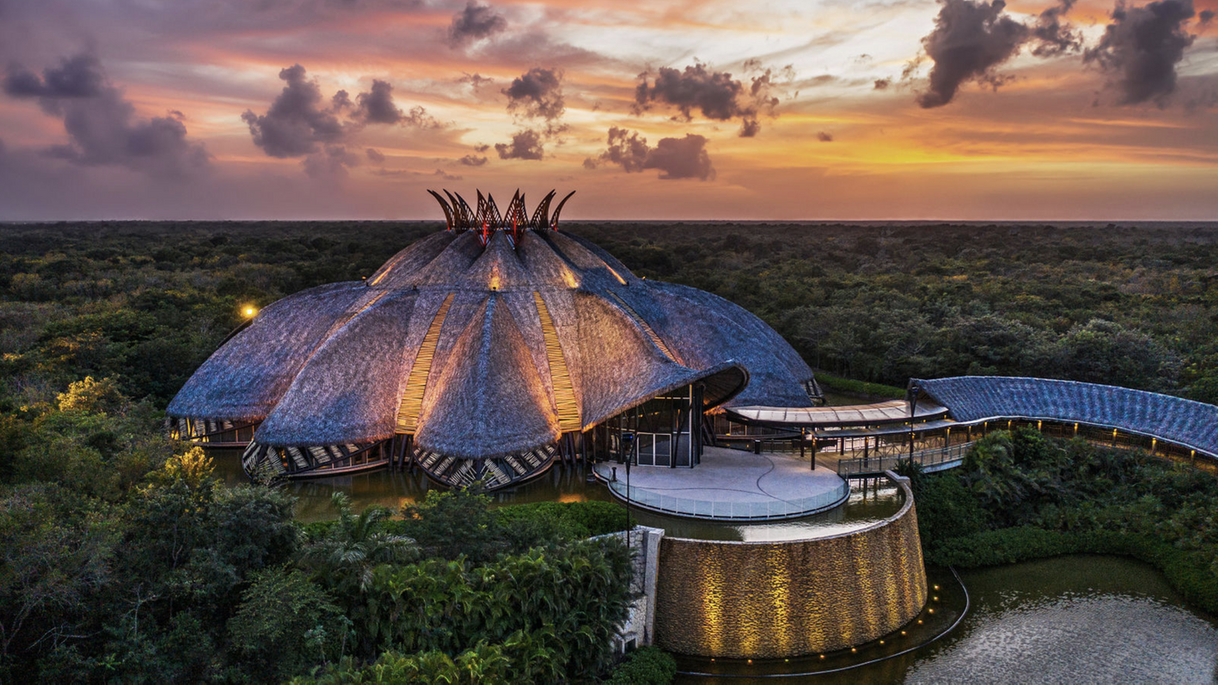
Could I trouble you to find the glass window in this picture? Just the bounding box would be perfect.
[654,434,671,467]
[637,433,654,466]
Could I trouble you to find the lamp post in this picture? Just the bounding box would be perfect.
[622,432,635,556]
[219,305,259,346]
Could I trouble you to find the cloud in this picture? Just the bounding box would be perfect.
[584,127,714,180]
[1030,0,1083,57]
[817,131,834,142]
[586,127,650,172]
[916,0,1030,108]
[434,168,462,181]
[4,52,208,178]
[633,61,791,137]
[366,148,385,163]
[1084,0,1197,105]
[458,154,487,166]
[494,129,544,160]
[503,67,564,121]
[914,0,1083,108]
[401,105,441,128]
[1200,9,1213,25]
[644,135,714,180]
[241,64,344,157]
[302,144,358,179]
[4,53,106,106]
[874,78,891,90]
[448,2,506,45]
[355,79,402,124]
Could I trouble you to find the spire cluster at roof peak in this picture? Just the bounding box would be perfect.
[428,189,576,245]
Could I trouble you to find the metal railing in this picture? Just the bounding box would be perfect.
[603,477,850,520]
[836,442,975,477]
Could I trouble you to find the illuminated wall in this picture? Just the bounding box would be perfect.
[653,477,927,658]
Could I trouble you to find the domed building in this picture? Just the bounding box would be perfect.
[167,190,819,489]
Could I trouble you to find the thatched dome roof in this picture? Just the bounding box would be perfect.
[168,225,813,458]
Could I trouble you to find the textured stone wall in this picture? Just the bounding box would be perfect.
[654,477,927,659]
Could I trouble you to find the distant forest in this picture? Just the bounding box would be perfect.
[1,220,1214,408]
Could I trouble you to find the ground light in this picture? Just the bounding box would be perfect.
[673,566,969,678]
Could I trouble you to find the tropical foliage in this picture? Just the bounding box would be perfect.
[912,429,1218,613]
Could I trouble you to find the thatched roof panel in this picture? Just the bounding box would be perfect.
[255,291,419,446]
[368,232,455,288]
[640,281,814,408]
[416,296,559,457]
[166,282,367,421]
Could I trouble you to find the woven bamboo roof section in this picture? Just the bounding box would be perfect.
[913,376,1218,458]
[167,190,815,459]
[726,399,949,429]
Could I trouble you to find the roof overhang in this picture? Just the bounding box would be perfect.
[724,399,949,429]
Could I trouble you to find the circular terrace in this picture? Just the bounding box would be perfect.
[592,446,849,520]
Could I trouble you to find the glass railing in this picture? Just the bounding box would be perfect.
[604,477,850,520]
[836,442,975,477]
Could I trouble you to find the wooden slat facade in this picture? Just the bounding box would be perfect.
[396,293,455,433]
[533,291,582,433]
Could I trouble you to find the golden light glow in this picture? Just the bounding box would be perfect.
[396,293,454,434]
[534,292,581,433]
[654,481,928,659]
[242,306,258,318]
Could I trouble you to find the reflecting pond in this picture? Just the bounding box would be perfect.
[676,555,1218,684]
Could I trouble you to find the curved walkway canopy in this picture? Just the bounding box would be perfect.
[911,376,1218,459]
[726,399,948,429]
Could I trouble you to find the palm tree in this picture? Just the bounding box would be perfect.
[302,492,417,595]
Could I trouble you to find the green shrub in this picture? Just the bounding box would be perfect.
[604,646,677,685]
[494,500,628,539]
[227,567,349,682]
[288,642,514,685]
[364,538,633,681]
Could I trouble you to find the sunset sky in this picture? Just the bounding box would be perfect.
[1,0,1216,220]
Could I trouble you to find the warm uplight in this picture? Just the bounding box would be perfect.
[242,306,258,318]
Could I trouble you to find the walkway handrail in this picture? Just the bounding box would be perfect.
[603,477,850,521]
[836,441,974,477]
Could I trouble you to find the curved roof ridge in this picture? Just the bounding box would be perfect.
[405,231,485,286]
[463,230,532,290]
[369,231,455,287]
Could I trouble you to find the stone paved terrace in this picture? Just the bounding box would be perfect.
[593,446,850,520]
